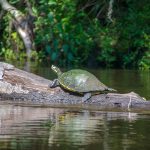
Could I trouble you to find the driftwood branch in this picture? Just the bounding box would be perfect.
[0,62,150,111]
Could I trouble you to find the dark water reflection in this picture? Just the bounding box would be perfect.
[0,104,150,150]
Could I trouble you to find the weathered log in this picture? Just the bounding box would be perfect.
[0,62,150,111]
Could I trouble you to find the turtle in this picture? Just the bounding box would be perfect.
[49,65,116,102]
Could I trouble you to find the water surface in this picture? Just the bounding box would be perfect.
[0,104,150,150]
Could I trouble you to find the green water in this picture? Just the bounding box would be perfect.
[0,63,150,150]
[0,104,150,150]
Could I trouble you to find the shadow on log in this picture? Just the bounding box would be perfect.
[0,62,150,111]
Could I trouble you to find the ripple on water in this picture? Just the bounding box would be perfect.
[0,103,150,150]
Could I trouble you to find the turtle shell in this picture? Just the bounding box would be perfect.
[58,69,109,93]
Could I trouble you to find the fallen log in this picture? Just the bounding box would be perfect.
[0,62,150,111]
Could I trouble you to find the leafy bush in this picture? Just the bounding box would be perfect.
[0,0,149,69]
[33,0,100,66]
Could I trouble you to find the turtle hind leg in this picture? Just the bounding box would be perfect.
[49,79,59,88]
[82,93,92,102]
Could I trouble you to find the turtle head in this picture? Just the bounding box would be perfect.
[51,65,62,77]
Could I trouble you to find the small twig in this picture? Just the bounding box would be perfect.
[79,0,97,12]
[96,5,105,18]
[24,0,35,16]
[107,0,114,22]
[127,95,132,111]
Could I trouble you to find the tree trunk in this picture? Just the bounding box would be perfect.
[0,0,34,58]
[0,62,150,112]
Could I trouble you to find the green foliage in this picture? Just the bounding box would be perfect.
[33,0,98,66]
[0,9,25,60]
[96,28,117,67]
[139,34,150,69]
[1,48,16,60]
[0,0,150,69]
[113,0,150,69]
[32,0,150,69]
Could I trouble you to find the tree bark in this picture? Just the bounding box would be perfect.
[0,0,34,58]
[0,62,150,112]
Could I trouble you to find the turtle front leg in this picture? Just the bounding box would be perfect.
[82,93,92,102]
[49,79,59,88]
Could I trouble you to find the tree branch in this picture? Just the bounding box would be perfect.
[0,0,34,58]
[107,0,114,22]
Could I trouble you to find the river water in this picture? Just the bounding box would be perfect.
[0,104,150,150]
[0,63,150,150]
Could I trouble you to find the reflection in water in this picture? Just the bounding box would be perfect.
[0,103,150,150]
[91,69,150,100]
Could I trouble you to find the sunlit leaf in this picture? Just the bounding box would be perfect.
[32,7,38,15]
[48,1,57,5]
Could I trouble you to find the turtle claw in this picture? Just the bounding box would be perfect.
[49,79,59,88]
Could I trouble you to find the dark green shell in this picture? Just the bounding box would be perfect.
[58,69,111,93]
